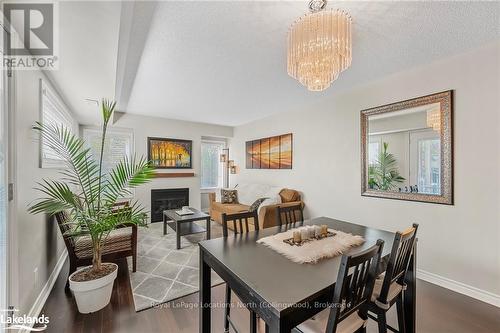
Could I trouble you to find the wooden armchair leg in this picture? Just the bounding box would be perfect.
[65,280,70,293]
[132,253,137,272]
[66,260,77,293]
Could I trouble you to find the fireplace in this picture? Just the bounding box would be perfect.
[151,188,189,222]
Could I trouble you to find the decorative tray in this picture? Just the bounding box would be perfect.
[283,231,336,246]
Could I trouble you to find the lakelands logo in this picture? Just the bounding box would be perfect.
[2,1,59,69]
[1,308,49,331]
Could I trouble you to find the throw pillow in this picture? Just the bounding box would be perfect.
[248,197,269,212]
[279,188,299,203]
[221,189,239,204]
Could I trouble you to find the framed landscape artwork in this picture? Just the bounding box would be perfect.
[148,137,192,169]
[245,133,292,169]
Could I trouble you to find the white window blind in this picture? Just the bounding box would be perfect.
[40,79,77,168]
[201,141,225,189]
[82,127,134,197]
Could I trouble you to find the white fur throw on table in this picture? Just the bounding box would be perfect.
[257,226,365,264]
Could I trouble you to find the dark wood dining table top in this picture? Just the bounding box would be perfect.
[199,217,396,317]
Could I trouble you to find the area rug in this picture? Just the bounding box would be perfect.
[127,220,223,311]
[257,226,365,264]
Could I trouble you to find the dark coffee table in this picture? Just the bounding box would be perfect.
[163,208,211,249]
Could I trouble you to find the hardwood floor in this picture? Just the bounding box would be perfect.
[42,258,500,333]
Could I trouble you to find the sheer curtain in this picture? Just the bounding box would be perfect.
[200,141,225,189]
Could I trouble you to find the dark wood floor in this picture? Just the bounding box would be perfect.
[42,258,500,333]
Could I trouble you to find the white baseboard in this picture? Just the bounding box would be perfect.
[22,251,68,333]
[417,269,500,307]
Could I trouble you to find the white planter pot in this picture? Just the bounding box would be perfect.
[69,263,118,314]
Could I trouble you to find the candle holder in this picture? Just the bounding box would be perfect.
[283,226,336,246]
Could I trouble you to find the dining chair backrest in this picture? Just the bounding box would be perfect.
[276,204,304,228]
[222,211,259,237]
[377,223,419,305]
[326,239,384,333]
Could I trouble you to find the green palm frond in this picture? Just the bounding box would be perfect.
[28,180,82,214]
[101,99,116,126]
[103,156,155,204]
[368,142,405,191]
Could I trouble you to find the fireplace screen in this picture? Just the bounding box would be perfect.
[150,188,189,222]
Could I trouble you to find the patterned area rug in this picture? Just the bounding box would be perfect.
[128,220,223,311]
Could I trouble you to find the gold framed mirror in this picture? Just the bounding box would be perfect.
[361,91,453,204]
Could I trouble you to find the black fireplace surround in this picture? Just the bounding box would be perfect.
[151,188,189,222]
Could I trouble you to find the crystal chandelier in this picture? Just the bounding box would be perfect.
[287,0,352,91]
[426,107,441,133]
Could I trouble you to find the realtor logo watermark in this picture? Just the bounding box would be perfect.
[2,1,59,69]
[1,307,49,331]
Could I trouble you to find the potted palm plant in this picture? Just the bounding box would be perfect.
[368,142,405,191]
[29,100,154,313]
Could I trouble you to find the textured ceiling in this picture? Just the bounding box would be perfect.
[123,1,499,126]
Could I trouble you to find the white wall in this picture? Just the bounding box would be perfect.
[230,42,500,297]
[14,70,67,315]
[110,114,233,219]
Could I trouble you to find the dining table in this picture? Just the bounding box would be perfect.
[198,217,417,333]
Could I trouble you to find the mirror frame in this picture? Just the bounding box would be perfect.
[360,90,453,205]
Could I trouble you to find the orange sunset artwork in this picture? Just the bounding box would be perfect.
[148,138,192,169]
[246,134,292,169]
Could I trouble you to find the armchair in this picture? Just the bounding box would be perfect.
[55,202,138,292]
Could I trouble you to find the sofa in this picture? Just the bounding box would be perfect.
[209,184,304,230]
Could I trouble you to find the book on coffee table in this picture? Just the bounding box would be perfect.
[175,209,194,216]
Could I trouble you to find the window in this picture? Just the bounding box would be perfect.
[40,79,77,168]
[201,141,225,189]
[82,127,134,197]
[417,138,441,194]
[368,141,380,165]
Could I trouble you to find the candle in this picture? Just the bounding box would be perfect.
[300,229,309,241]
[321,225,328,236]
[308,226,316,238]
[304,226,310,238]
[314,225,321,238]
[293,231,301,243]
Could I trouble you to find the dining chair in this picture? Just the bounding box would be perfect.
[221,211,260,333]
[222,210,259,237]
[297,239,385,333]
[276,203,304,228]
[366,223,419,333]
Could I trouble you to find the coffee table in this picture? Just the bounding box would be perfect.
[163,208,211,250]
